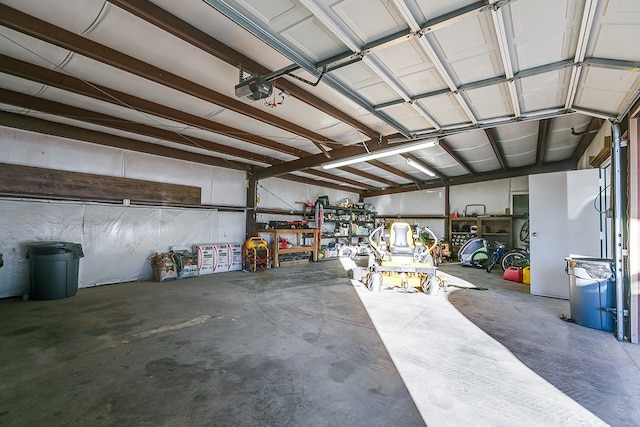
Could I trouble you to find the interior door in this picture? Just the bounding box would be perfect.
[529,170,601,298]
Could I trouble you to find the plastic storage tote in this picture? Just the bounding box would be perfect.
[27,242,84,300]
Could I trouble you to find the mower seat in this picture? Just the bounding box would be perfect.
[389,223,415,255]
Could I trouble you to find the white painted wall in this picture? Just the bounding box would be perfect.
[365,177,528,241]
[0,127,246,297]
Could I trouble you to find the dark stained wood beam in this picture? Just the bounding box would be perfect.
[0,4,335,148]
[304,170,379,191]
[106,0,381,142]
[255,135,405,179]
[339,166,398,187]
[367,160,421,184]
[0,111,246,170]
[0,54,309,159]
[536,118,551,166]
[279,174,361,193]
[484,128,506,171]
[438,138,474,175]
[0,88,279,165]
[0,112,372,193]
[0,163,201,205]
[361,159,576,198]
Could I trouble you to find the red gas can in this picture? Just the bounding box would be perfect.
[503,266,523,282]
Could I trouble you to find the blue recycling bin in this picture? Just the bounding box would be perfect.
[566,257,615,332]
[27,242,84,300]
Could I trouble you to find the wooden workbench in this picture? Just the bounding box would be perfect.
[258,228,319,267]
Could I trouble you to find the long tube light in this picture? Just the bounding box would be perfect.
[322,138,438,169]
[406,158,435,177]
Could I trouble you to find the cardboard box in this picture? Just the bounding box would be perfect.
[196,243,244,274]
[212,244,229,273]
[229,243,243,271]
[194,245,215,275]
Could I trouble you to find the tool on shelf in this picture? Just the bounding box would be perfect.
[464,204,486,217]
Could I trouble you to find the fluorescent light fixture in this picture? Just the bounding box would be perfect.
[406,158,435,177]
[322,138,438,169]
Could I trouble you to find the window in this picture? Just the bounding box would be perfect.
[511,192,529,216]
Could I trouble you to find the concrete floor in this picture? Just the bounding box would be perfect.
[1,259,639,426]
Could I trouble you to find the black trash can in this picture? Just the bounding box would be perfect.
[27,242,84,300]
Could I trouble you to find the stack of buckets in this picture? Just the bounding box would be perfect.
[503,265,530,285]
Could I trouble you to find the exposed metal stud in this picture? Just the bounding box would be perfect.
[565,0,599,110]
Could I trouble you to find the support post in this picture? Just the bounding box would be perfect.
[611,122,627,341]
[246,168,257,240]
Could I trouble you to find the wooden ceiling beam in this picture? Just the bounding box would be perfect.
[536,118,551,166]
[484,128,507,171]
[0,4,335,149]
[106,0,381,142]
[0,55,309,159]
[362,160,576,198]
[438,138,474,175]
[304,170,379,191]
[0,111,247,170]
[0,88,279,165]
[279,174,362,193]
[367,160,421,184]
[338,166,398,188]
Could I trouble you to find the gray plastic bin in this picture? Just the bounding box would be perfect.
[27,242,84,300]
[565,256,615,332]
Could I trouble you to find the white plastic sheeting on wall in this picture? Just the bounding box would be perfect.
[0,199,245,298]
[0,127,248,298]
[256,177,359,210]
[0,126,247,206]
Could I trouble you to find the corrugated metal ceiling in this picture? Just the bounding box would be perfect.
[0,0,638,196]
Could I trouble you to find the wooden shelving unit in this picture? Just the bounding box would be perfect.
[316,205,376,259]
[449,216,513,258]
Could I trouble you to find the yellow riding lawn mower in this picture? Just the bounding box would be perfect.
[364,222,441,294]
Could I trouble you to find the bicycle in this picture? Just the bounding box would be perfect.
[485,243,507,272]
[500,247,529,270]
[500,214,530,270]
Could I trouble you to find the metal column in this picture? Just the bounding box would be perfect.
[611,122,627,341]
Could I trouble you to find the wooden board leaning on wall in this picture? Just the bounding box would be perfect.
[0,163,201,205]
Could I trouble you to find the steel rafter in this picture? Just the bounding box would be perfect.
[202,0,413,138]
[438,139,474,175]
[106,0,380,143]
[0,111,245,170]
[0,4,338,150]
[535,119,551,166]
[367,160,420,184]
[484,128,506,171]
[0,55,309,159]
[0,87,280,166]
[302,170,379,191]
[565,0,599,110]
[361,159,576,198]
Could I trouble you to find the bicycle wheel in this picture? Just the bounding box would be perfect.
[486,252,499,272]
[520,219,530,242]
[470,249,488,269]
[501,251,527,270]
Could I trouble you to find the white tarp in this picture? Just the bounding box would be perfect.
[0,199,245,298]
